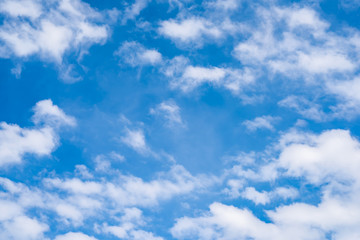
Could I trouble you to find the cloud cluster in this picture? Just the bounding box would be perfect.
[155,2,360,118]
[0,162,212,239]
[171,129,360,239]
[0,0,111,81]
[163,56,256,94]
[0,99,75,167]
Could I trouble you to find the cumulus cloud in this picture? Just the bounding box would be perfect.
[241,187,270,205]
[233,6,358,75]
[0,0,109,61]
[0,215,49,240]
[171,129,360,240]
[159,17,222,46]
[32,99,76,127]
[0,99,75,167]
[240,186,298,205]
[102,207,163,240]
[163,56,255,94]
[0,162,213,236]
[0,0,112,81]
[116,41,163,67]
[0,197,48,240]
[278,129,360,185]
[55,232,97,240]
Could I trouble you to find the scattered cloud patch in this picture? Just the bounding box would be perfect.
[243,115,279,131]
[121,128,149,154]
[116,41,163,67]
[0,99,75,167]
[163,56,255,94]
[150,100,184,128]
[159,17,222,47]
[55,232,97,240]
[171,129,360,240]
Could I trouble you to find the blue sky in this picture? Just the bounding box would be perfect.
[1,0,360,239]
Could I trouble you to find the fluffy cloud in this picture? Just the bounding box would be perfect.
[233,7,358,75]
[278,129,360,185]
[159,18,222,46]
[116,41,163,67]
[228,4,360,118]
[163,56,255,94]
[0,215,49,240]
[102,207,163,240]
[55,232,97,240]
[171,129,360,239]
[0,0,111,81]
[0,198,48,240]
[32,99,76,126]
[241,187,270,205]
[0,99,75,167]
[0,162,212,237]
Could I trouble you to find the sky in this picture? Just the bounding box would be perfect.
[1,0,360,239]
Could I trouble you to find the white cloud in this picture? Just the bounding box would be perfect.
[122,0,150,23]
[121,128,149,154]
[223,179,244,198]
[116,41,163,67]
[0,161,212,235]
[0,99,75,167]
[32,99,76,127]
[183,66,226,84]
[172,129,360,239]
[105,164,208,207]
[0,123,57,166]
[130,230,164,240]
[150,100,184,128]
[0,200,22,221]
[240,186,298,205]
[242,115,278,131]
[233,6,359,79]
[102,207,163,240]
[54,203,84,225]
[328,78,360,103]
[208,0,239,11]
[163,56,255,93]
[159,17,222,46]
[44,178,103,195]
[242,187,270,205]
[0,0,111,81]
[278,96,327,122]
[278,129,360,185]
[0,0,109,61]
[55,232,97,240]
[10,63,22,79]
[0,216,48,240]
[272,187,298,200]
[0,0,42,19]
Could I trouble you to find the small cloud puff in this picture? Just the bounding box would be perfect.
[0,99,75,167]
[116,41,162,67]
